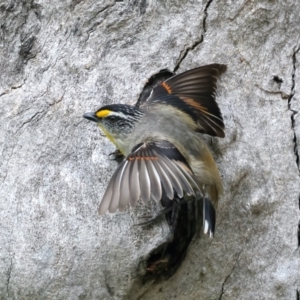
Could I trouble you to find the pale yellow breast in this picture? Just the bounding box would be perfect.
[97,124,127,156]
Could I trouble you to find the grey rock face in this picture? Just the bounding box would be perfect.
[0,0,299,299]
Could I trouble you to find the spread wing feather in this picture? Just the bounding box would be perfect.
[97,140,199,215]
[146,159,162,202]
[152,159,174,200]
[119,161,131,211]
[129,158,140,208]
[139,158,151,204]
[109,161,128,213]
[159,158,184,198]
[98,162,123,215]
[140,64,226,137]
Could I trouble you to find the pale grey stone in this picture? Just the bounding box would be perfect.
[0,0,299,299]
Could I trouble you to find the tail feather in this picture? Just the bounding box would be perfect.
[203,197,216,238]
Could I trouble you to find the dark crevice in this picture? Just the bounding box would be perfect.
[219,250,242,300]
[202,0,213,32]
[6,258,12,297]
[48,91,65,108]
[140,197,197,281]
[70,0,84,10]
[273,75,283,84]
[88,5,111,23]
[173,37,204,73]
[273,75,283,89]
[14,90,65,134]
[0,79,27,98]
[15,110,44,134]
[294,134,299,169]
[103,271,114,297]
[289,46,300,300]
[0,142,17,185]
[85,2,118,37]
[288,47,300,256]
[288,47,300,172]
[173,0,213,72]
[298,220,300,248]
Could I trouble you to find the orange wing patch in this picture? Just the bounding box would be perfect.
[161,81,172,94]
[180,97,208,113]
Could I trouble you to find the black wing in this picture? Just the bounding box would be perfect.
[98,140,199,215]
[139,64,226,138]
[135,69,174,108]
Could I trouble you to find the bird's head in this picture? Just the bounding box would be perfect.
[83,104,143,153]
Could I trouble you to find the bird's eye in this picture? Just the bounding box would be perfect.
[108,116,118,123]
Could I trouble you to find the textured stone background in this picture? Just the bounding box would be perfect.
[0,0,299,299]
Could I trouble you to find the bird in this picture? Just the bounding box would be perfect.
[83,64,226,237]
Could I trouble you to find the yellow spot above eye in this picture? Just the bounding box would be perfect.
[96,109,111,118]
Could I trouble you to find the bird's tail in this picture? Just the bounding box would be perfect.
[203,197,216,238]
[202,181,222,237]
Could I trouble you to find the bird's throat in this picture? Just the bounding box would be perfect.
[97,124,125,156]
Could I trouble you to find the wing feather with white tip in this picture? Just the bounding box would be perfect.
[98,140,198,215]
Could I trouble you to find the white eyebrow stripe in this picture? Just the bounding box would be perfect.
[106,111,127,118]
[108,111,142,120]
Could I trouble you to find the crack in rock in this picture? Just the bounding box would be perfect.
[15,110,44,134]
[287,47,300,297]
[174,0,213,72]
[0,79,27,98]
[48,91,65,108]
[6,233,14,299]
[0,142,17,185]
[288,46,300,172]
[6,257,12,298]
[219,250,242,300]
[287,47,300,251]
[15,90,65,134]
[85,2,118,41]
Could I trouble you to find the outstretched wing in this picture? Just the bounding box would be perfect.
[98,140,199,215]
[139,64,226,138]
[135,69,174,107]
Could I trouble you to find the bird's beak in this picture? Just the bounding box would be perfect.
[83,112,99,123]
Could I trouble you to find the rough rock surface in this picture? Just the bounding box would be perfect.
[0,0,299,299]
